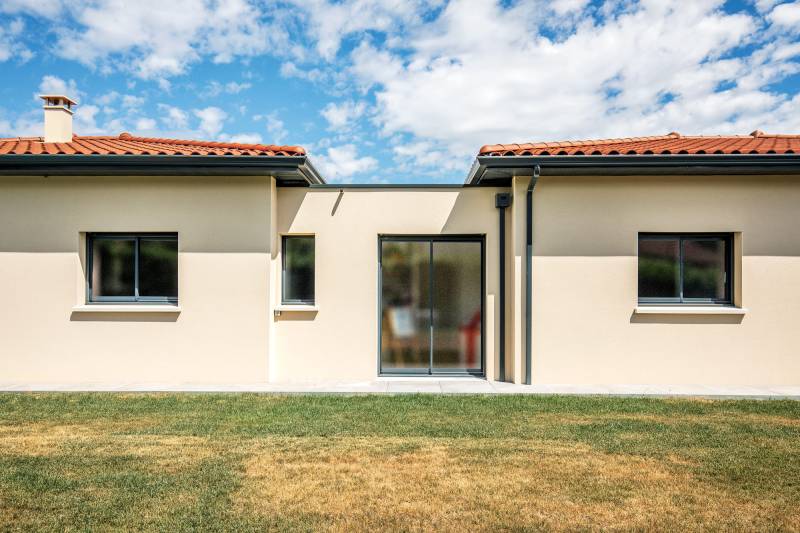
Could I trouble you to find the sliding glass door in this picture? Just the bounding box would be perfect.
[379,240,431,373]
[380,236,484,375]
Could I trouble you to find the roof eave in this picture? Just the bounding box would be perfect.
[0,154,326,185]
[466,154,800,185]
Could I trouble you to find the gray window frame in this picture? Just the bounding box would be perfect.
[638,232,733,305]
[281,235,315,305]
[86,232,178,304]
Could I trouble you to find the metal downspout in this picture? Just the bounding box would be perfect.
[525,165,540,385]
[495,192,512,382]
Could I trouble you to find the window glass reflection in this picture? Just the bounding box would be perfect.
[638,238,680,299]
[683,239,726,300]
[92,238,135,297]
[283,236,315,303]
[380,241,431,371]
[139,239,178,297]
[432,241,482,371]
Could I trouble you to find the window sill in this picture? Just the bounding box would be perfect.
[634,306,747,315]
[72,304,181,314]
[274,304,318,313]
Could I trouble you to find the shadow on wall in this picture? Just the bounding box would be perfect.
[0,176,273,254]
[629,311,744,325]
[278,186,501,235]
[440,190,498,234]
[532,175,800,257]
[277,187,310,233]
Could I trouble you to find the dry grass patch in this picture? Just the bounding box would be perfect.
[233,436,799,532]
[0,423,105,456]
[0,422,214,474]
[91,434,216,473]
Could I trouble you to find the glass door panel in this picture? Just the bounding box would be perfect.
[432,241,482,373]
[380,241,431,372]
[380,237,483,375]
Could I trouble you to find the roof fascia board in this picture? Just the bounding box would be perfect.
[467,154,800,184]
[0,154,325,184]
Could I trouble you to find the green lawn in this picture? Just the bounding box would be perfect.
[0,394,799,531]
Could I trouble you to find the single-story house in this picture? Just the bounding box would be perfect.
[1,95,799,387]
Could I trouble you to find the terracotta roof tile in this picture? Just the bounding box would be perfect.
[479,132,800,157]
[0,133,306,157]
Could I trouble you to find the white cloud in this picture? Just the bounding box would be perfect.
[122,94,145,108]
[312,143,378,181]
[93,91,145,110]
[9,0,282,81]
[0,18,31,62]
[4,75,250,142]
[756,0,781,13]
[73,104,104,134]
[0,0,66,19]
[265,113,287,144]
[392,140,464,172]
[6,86,271,145]
[769,1,800,28]
[254,111,289,144]
[225,81,251,93]
[222,133,263,144]
[37,75,80,100]
[157,104,190,130]
[774,41,800,60]
[291,0,433,60]
[347,0,800,159]
[203,80,253,97]
[350,41,403,90]
[193,106,227,138]
[135,117,157,131]
[280,61,326,82]
[96,91,120,106]
[551,0,590,16]
[0,109,40,137]
[320,100,366,130]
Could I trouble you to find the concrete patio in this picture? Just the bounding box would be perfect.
[1,378,799,398]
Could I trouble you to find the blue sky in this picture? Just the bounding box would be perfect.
[0,0,799,183]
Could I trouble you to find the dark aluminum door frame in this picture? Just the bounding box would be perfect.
[378,234,485,377]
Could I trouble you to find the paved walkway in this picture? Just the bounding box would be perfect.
[1,378,798,398]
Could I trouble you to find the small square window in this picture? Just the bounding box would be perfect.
[87,233,178,304]
[282,236,315,304]
[638,233,732,305]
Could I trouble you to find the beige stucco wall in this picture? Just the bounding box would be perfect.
[273,187,504,382]
[530,174,800,386]
[2,171,796,387]
[0,175,275,383]
[0,178,505,385]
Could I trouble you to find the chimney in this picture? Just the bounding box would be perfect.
[39,95,77,143]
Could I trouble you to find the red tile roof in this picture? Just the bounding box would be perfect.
[479,131,800,157]
[0,133,305,157]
